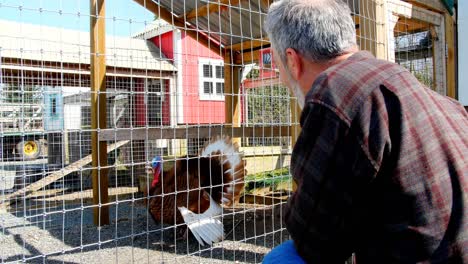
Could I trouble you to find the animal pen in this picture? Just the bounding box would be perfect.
[0,0,456,263]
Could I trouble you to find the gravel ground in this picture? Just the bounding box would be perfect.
[1,200,289,263]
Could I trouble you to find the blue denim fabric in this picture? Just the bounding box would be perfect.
[262,240,306,264]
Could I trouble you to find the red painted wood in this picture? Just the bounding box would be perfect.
[150,31,228,125]
[135,78,146,127]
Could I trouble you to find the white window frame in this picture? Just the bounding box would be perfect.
[198,58,224,101]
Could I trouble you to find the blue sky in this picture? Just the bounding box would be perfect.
[0,0,155,36]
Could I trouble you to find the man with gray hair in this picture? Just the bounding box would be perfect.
[262,0,468,263]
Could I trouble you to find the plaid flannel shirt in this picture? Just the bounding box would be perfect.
[286,51,468,263]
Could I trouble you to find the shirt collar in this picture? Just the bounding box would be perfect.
[346,50,375,62]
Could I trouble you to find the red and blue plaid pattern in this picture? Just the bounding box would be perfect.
[285,51,468,263]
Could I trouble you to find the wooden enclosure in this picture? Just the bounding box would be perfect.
[0,0,458,263]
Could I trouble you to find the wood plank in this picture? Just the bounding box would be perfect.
[394,18,429,36]
[289,99,301,147]
[242,77,281,89]
[0,140,129,209]
[240,194,287,205]
[185,0,242,20]
[358,0,387,59]
[445,13,456,98]
[407,0,446,13]
[133,0,223,56]
[98,126,291,141]
[433,23,447,95]
[289,99,301,193]
[31,187,138,202]
[90,0,109,226]
[224,51,242,146]
[387,0,442,25]
[227,39,269,52]
[234,49,262,64]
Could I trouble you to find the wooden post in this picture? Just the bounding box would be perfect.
[289,98,301,192]
[289,98,301,147]
[445,13,456,99]
[358,0,387,59]
[386,13,400,63]
[90,0,109,226]
[433,24,447,95]
[224,51,241,146]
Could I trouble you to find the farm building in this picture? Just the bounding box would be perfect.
[0,0,461,263]
[0,19,175,160]
[132,20,288,153]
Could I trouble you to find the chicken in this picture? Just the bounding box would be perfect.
[147,137,246,246]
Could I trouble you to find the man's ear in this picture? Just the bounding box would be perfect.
[285,48,302,80]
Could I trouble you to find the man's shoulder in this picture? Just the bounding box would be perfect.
[305,51,407,123]
[313,51,406,94]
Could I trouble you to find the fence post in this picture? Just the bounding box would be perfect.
[225,51,242,146]
[445,13,456,98]
[90,0,109,226]
[359,0,388,59]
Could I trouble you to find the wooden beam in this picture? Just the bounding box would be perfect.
[185,0,242,20]
[234,49,262,64]
[133,0,223,55]
[407,0,446,13]
[98,126,291,141]
[227,39,269,52]
[394,18,430,36]
[387,0,442,25]
[445,13,456,99]
[243,77,281,89]
[0,141,129,209]
[90,0,109,226]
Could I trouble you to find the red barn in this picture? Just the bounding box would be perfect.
[135,21,226,125]
[134,21,280,127]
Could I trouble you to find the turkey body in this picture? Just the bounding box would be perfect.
[147,138,245,233]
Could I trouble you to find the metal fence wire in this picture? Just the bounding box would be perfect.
[0,0,451,263]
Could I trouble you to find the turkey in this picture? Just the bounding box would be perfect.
[147,137,246,246]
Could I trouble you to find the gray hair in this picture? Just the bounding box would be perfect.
[264,0,357,64]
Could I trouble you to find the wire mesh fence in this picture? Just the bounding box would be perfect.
[0,0,451,263]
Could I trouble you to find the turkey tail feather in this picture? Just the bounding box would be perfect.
[200,137,246,207]
[178,193,224,246]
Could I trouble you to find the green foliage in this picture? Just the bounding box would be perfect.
[413,70,434,88]
[244,167,292,193]
[246,84,290,125]
[246,69,260,79]
[407,61,434,88]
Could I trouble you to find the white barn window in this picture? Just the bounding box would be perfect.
[198,59,224,101]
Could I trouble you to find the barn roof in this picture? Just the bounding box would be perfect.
[0,20,176,72]
[132,20,175,40]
